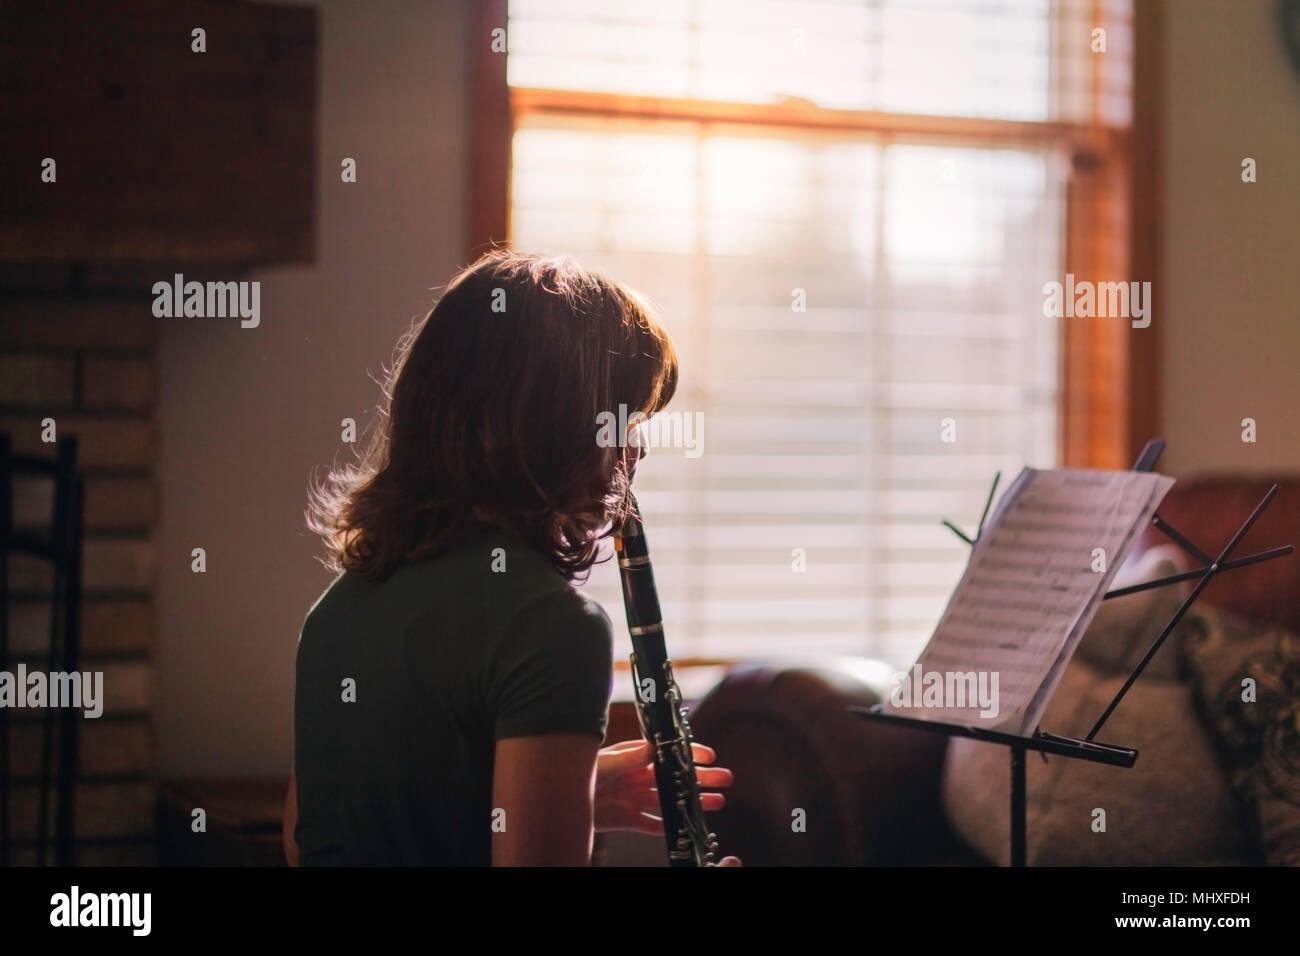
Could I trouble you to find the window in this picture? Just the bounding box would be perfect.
[488,0,1135,666]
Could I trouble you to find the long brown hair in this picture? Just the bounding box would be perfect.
[308,250,678,581]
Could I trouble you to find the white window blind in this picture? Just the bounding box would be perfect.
[508,0,1133,124]
[506,0,1132,667]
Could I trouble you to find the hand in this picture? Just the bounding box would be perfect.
[594,738,734,836]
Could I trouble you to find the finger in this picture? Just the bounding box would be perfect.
[700,793,725,812]
[690,744,716,764]
[601,739,653,772]
[626,818,663,836]
[715,856,742,867]
[605,812,663,837]
[696,767,733,788]
[603,738,649,754]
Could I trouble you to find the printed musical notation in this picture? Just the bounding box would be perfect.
[885,467,1175,735]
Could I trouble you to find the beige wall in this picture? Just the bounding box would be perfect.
[157,0,470,775]
[1160,0,1300,475]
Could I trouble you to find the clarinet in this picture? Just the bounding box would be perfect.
[614,493,720,867]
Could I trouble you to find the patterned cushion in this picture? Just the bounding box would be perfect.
[1180,605,1300,866]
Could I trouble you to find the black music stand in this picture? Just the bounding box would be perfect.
[851,439,1294,867]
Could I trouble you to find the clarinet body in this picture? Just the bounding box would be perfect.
[614,494,719,867]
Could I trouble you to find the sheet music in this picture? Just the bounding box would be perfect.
[884,467,1175,736]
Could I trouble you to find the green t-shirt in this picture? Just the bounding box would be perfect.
[293,523,615,866]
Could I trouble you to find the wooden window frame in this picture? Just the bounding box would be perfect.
[468,0,1161,471]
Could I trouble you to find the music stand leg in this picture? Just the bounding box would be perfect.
[1011,743,1027,867]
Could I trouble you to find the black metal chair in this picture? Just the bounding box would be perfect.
[0,433,84,866]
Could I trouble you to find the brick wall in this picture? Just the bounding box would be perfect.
[2,266,158,865]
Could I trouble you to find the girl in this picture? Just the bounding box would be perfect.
[285,251,736,866]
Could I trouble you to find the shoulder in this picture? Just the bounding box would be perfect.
[399,524,614,656]
[299,571,352,639]
[492,575,614,690]
[489,582,615,740]
[435,523,610,626]
[301,527,614,661]
[511,585,614,654]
